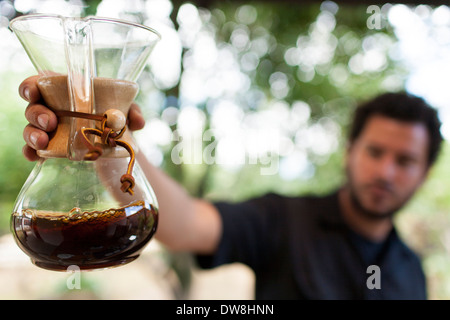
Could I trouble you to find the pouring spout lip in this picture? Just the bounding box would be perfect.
[9,13,161,41]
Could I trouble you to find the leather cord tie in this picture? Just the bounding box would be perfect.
[54,110,136,195]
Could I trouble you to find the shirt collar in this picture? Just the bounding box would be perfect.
[316,188,398,243]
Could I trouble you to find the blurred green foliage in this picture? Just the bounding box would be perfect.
[157,1,407,206]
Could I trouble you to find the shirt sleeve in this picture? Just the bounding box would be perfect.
[196,193,284,271]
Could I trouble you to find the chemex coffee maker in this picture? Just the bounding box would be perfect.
[9,14,161,271]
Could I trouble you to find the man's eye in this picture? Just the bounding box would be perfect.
[367,146,382,158]
[397,156,416,167]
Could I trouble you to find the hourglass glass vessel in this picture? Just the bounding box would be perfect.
[9,14,161,271]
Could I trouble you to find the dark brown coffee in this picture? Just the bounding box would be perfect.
[11,201,158,271]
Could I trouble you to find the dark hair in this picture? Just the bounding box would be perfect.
[349,92,444,167]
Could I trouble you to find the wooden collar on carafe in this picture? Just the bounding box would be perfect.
[54,109,136,195]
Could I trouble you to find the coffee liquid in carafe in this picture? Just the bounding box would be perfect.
[12,201,158,271]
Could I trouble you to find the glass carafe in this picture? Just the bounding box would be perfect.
[9,14,161,271]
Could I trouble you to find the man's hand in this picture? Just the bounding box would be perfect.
[20,75,146,161]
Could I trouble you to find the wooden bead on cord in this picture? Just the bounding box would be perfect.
[105,109,126,132]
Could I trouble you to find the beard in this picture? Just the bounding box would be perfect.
[347,182,397,221]
[345,166,416,221]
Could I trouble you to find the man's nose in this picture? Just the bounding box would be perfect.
[375,156,396,180]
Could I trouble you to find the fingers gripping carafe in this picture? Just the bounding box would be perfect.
[9,14,161,271]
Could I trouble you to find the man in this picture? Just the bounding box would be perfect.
[20,75,443,299]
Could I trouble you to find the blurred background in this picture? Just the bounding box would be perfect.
[1,0,450,299]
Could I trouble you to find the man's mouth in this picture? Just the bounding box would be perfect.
[365,182,394,198]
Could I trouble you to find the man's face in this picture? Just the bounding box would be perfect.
[345,115,430,219]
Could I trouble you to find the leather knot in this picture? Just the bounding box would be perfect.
[59,110,137,196]
[120,174,135,195]
[101,127,118,147]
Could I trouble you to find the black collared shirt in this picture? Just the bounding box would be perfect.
[196,191,427,300]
